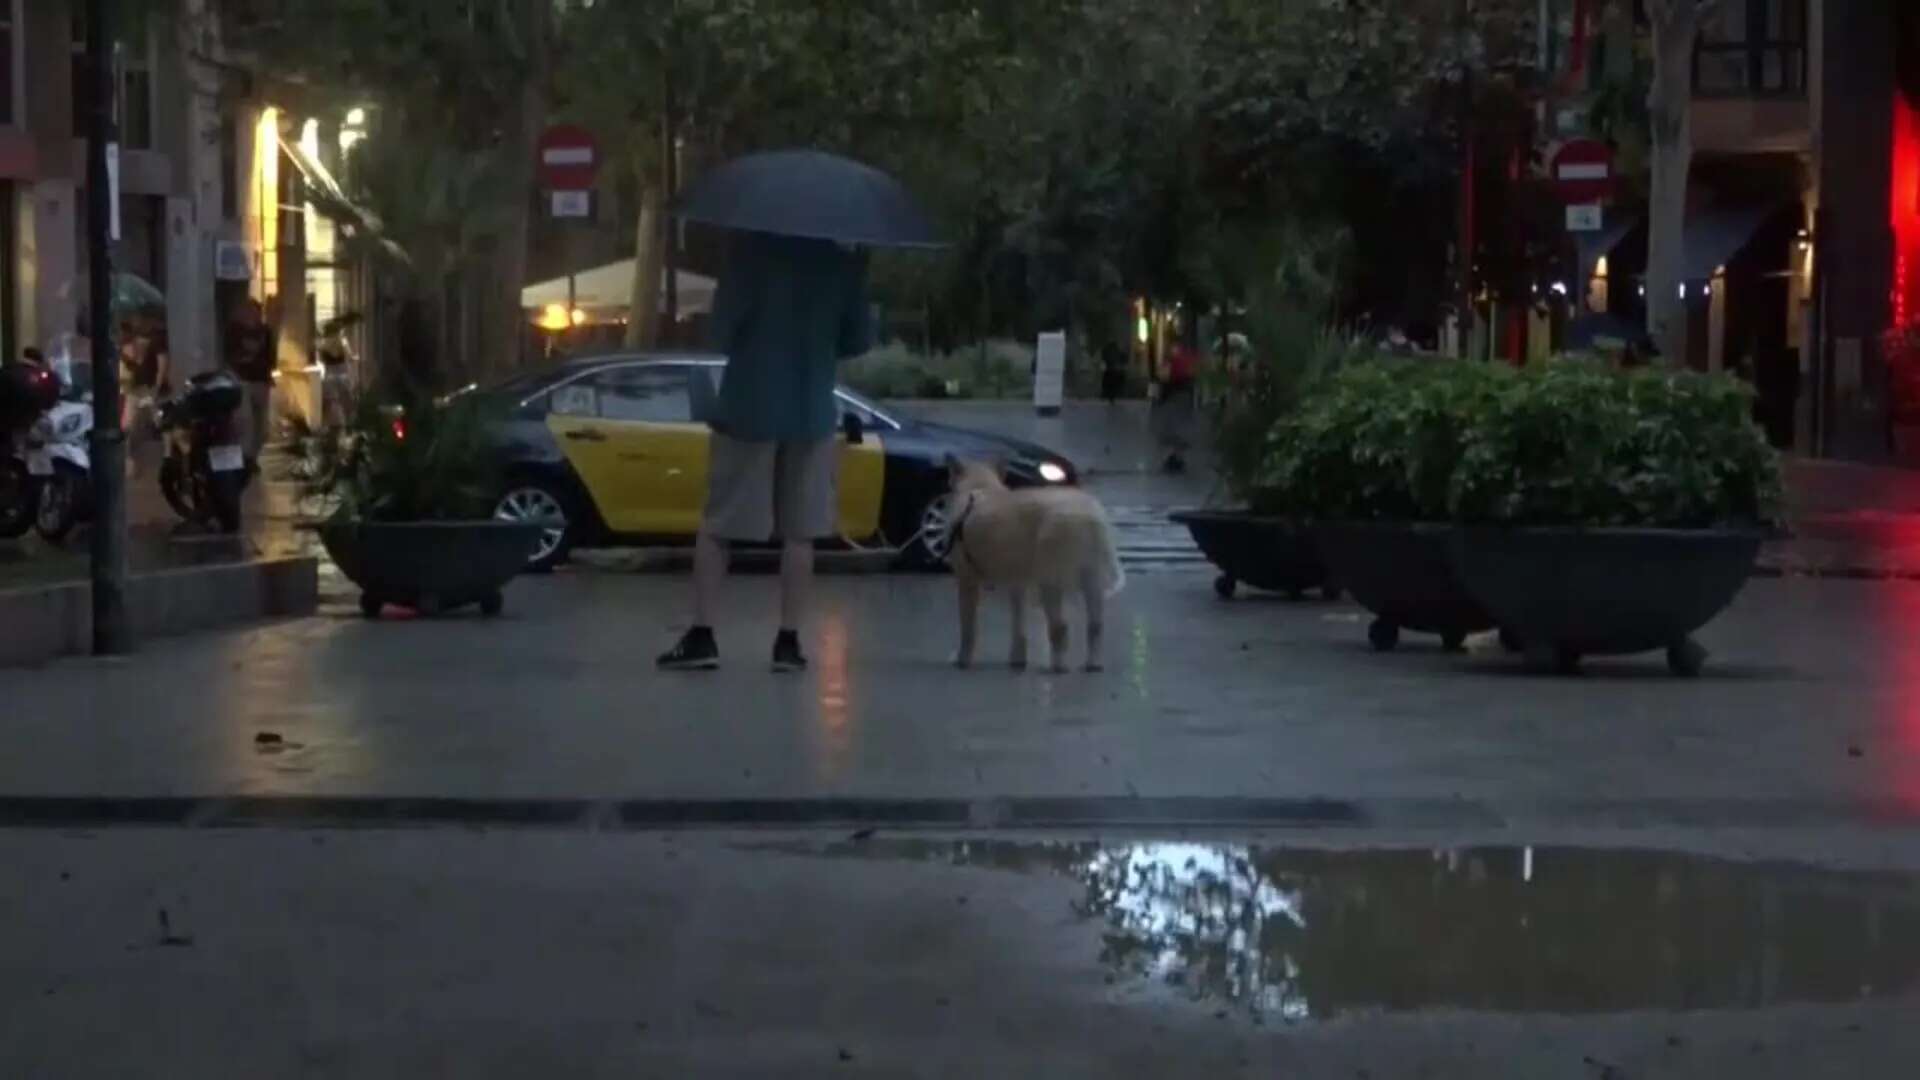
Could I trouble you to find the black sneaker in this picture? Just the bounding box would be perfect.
[771,629,807,673]
[658,627,719,671]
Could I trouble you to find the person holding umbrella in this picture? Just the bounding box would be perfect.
[657,150,939,673]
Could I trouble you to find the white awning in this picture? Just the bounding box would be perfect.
[520,260,717,316]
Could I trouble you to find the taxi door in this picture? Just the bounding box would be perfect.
[832,397,886,542]
[545,365,707,535]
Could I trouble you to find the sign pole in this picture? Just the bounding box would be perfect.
[662,72,680,346]
[537,125,602,348]
[86,0,128,655]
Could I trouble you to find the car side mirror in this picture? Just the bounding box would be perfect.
[841,410,865,446]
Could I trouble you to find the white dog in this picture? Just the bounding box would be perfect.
[944,458,1124,673]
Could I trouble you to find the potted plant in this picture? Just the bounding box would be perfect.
[1446,362,1780,676]
[295,382,541,619]
[1170,301,1364,601]
[1267,359,1510,651]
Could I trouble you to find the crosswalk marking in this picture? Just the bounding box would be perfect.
[1106,506,1208,569]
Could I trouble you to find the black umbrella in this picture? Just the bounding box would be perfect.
[673,149,942,249]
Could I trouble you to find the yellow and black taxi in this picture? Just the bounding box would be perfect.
[477,352,1078,570]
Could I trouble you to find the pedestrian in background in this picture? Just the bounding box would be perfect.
[120,318,169,476]
[225,298,276,463]
[1100,340,1126,404]
[1153,339,1200,473]
[657,232,872,673]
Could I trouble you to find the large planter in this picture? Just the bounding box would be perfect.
[1169,509,1335,600]
[1312,521,1494,651]
[318,521,543,619]
[1449,527,1764,677]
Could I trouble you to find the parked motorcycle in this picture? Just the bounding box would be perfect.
[1,361,60,539]
[26,379,95,543]
[157,371,249,534]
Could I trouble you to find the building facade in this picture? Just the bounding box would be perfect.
[0,0,361,431]
[1565,0,1918,461]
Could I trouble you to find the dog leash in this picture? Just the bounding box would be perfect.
[946,493,982,576]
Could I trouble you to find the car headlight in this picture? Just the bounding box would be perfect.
[1037,461,1069,484]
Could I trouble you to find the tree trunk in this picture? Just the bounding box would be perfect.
[1645,0,1713,365]
[625,162,666,348]
[481,0,550,380]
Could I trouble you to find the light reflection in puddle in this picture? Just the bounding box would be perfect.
[796,839,1920,1020]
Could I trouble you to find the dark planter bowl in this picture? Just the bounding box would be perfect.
[1449,527,1764,676]
[1312,521,1495,652]
[1169,509,1336,600]
[318,520,543,619]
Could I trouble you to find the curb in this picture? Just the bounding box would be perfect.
[0,556,319,668]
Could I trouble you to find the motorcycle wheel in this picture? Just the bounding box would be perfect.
[33,464,80,543]
[0,458,36,539]
[207,469,244,534]
[159,456,199,523]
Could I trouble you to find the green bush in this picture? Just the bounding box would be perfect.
[292,382,504,523]
[841,339,1036,400]
[1258,359,1511,520]
[1258,358,1782,528]
[1449,362,1782,528]
[841,342,938,399]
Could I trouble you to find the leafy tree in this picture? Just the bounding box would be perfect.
[556,0,1038,346]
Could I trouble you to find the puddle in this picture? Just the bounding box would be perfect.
[792,839,1920,1019]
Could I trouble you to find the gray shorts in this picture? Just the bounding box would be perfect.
[704,434,838,542]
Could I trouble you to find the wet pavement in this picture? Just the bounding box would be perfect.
[790,836,1920,1017]
[11,409,1920,1074]
[7,568,1920,825]
[4,827,1919,1078]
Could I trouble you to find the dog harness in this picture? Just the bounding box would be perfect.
[946,493,983,576]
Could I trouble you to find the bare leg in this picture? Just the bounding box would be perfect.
[1040,585,1069,674]
[955,571,980,669]
[1081,570,1106,672]
[1008,588,1029,670]
[692,528,727,628]
[777,540,813,632]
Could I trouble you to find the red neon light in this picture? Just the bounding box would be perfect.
[1892,93,1920,327]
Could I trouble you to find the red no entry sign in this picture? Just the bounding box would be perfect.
[1550,139,1614,204]
[537,125,599,190]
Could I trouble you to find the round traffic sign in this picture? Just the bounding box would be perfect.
[537,124,600,190]
[1550,139,1614,204]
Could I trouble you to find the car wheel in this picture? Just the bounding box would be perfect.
[897,491,955,570]
[494,482,574,573]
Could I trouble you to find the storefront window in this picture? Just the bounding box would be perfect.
[1695,0,1808,98]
